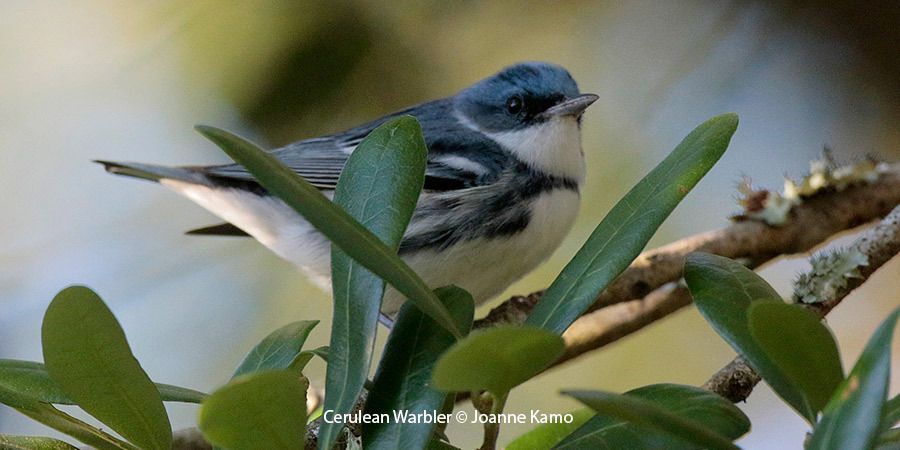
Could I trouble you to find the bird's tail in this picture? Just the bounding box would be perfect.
[95,160,208,184]
[96,160,252,238]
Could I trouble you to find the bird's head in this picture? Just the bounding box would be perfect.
[453,62,597,181]
[455,62,596,131]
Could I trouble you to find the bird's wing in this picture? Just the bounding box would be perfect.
[201,100,507,192]
[202,104,419,189]
[202,135,356,190]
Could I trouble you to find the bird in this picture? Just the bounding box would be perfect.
[98,61,597,318]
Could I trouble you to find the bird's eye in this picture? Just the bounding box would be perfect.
[505,95,524,115]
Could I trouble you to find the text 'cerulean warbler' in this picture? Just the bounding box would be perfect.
[99,62,597,318]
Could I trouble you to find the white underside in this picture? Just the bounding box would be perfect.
[161,180,580,317]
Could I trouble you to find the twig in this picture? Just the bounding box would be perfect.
[702,357,760,403]
[704,204,900,402]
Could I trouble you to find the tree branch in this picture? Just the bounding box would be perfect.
[475,164,900,369]
[704,203,900,402]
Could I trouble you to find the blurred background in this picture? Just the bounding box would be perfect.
[1,1,898,448]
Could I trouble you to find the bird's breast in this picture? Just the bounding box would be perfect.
[383,187,581,314]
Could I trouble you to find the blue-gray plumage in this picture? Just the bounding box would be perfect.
[98,62,597,316]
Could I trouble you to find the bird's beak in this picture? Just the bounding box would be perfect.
[541,93,599,119]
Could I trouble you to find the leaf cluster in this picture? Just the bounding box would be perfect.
[685,252,899,450]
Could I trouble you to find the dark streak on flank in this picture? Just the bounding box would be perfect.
[399,163,578,254]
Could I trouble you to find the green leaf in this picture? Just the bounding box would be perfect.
[320,117,428,450]
[506,408,594,450]
[432,326,564,394]
[562,385,749,450]
[289,346,329,372]
[40,286,171,450]
[0,360,74,406]
[195,120,462,338]
[199,370,308,450]
[883,394,900,432]
[363,286,475,450]
[808,309,899,450]
[526,114,737,334]
[878,429,900,450]
[0,434,80,450]
[232,320,319,377]
[685,252,817,422]
[0,360,206,405]
[0,384,136,450]
[156,383,208,404]
[748,302,844,412]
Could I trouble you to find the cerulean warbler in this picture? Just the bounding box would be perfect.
[99,62,597,317]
